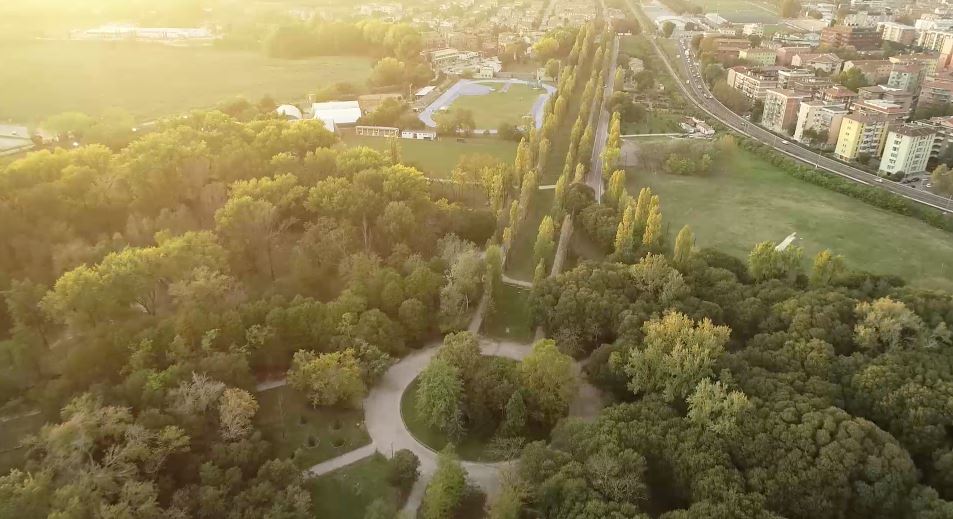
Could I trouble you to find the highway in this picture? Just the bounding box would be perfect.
[642,28,953,212]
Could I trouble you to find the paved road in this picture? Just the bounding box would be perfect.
[587,33,621,202]
[364,337,533,515]
[624,0,953,213]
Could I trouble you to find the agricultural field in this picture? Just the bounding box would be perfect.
[339,134,517,178]
[255,385,370,469]
[700,0,780,23]
[626,144,953,291]
[448,83,545,129]
[0,39,373,123]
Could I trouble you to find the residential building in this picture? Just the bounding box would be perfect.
[743,23,765,36]
[919,75,953,107]
[821,85,858,108]
[940,38,953,72]
[762,88,812,133]
[726,66,780,101]
[739,48,778,66]
[777,46,813,66]
[890,53,939,76]
[887,63,925,94]
[858,85,914,116]
[918,28,953,51]
[794,99,849,145]
[879,22,917,46]
[910,115,953,158]
[777,68,815,89]
[706,36,752,60]
[834,113,891,160]
[820,25,881,50]
[879,125,936,175]
[841,10,891,28]
[791,53,844,74]
[852,98,908,122]
[790,75,834,96]
[421,31,446,50]
[843,59,893,83]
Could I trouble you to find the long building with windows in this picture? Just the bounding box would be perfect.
[879,125,936,176]
[834,113,891,161]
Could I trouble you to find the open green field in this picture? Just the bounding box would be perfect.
[699,0,780,23]
[484,284,534,342]
[255,385,370,469]
[339,134,517,178]
[623,111,683,135]
[308,453,399,519]
[627,146,953,291]
[449,84,544,129]
[0,40,373,123]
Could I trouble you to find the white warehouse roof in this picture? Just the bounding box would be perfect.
[310,101,361,126]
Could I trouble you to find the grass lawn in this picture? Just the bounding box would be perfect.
[401,362,528,462]
[0,411,47,473]
[449,83,545,129]
[255,385,370,469]
[627,146,953,291]
[0,40,373,123]
[623,111,682,135]
[699,0,780,22]
[339,134,517,178]
[505,190,556,281]
[483,284,534,342]
[307,453,399,519]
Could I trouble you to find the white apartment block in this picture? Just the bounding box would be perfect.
[793,100,849,145]
[879,125,936,175]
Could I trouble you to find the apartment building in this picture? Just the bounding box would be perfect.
[835,113,891,160]
[852,98,908,123]
[726,66,780,101]
[793,100,850,145]
[890,53,939,76]
[887,63,926,94]
[776,46,813,66]
[777,68,816,89]
[919,76,953,107]
[918,28,953,51]
[879,22,916,46]
[790,76,834,96]
[821,85,858,108]
[820,25,881,50]
[857,85,914,116]
[791,53,844,74]
[762,88,812,133]
[843,59,893,83]
[739,48,778,66]
[879,125,936,175]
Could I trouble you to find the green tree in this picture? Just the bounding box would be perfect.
[520,339,578,425]
[673,225,694,267]
[498,391,528,438]
[288,349,366,407]
[747,241,802,282]
[416,358,464,439]
[810,249,845,286]
[616,311,730,402]
[931,164,953,195]
[641,196,662,249]
[421,448,468,519]
[533,216,556,271]
[687,378,751,437]
[662,21,676,37]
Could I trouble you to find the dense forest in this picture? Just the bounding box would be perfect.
[0,111,495,517]
[504,186,953,517]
